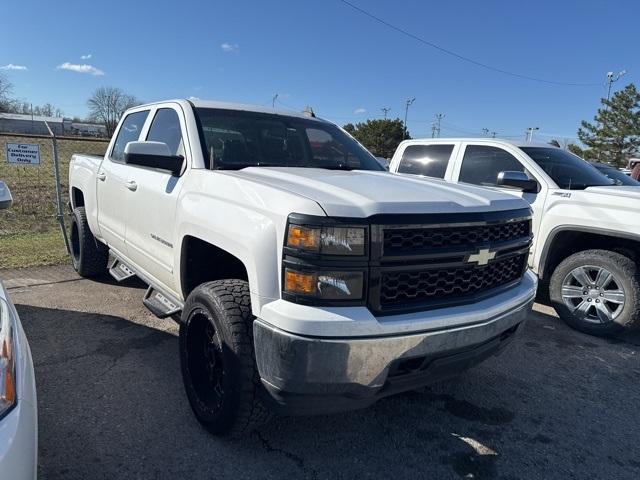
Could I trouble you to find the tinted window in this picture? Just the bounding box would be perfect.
[459,145,524,187]
[593,164,640,186]
[194,108,384,171]
[397,144,454,178]
[146,108,184,156]
[111,111,149,162]
[521,147,614,190]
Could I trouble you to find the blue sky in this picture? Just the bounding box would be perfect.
[2,0,638,142]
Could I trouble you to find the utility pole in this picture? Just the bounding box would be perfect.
[431,123,437,138]
[434,113,445,138]
[482,128,489,137]
[491,131,497,138]
[381,107,391,119]
[605,70,626,107]
[403,97,415,139]
[525,127,539,143]
[272,93,279,108]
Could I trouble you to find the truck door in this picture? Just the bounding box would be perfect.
[123,105,188,289]
[96,109,150,256]
[451,143,547,268]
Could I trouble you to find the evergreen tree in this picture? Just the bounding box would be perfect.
[578,84,640,167]
[343,118,408,159]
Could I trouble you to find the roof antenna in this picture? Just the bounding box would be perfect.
[303,106,316,118]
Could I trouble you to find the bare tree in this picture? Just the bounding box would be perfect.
[87,86,141,136]
[0,73,13,112]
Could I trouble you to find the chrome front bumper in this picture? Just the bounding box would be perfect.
[254,291,535,415]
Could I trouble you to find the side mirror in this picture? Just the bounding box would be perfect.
[497,171,538,193]
[124,141,184,176]
[0,181,13,210]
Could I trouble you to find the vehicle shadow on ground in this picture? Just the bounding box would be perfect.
[17,304,640,480]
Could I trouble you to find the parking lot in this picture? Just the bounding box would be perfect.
[5,265,640,479]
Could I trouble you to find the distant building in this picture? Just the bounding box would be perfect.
[0,112,106,137]
[69,121,107,137]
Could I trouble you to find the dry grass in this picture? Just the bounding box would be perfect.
[0,134,107,268]
[0,228,68,269]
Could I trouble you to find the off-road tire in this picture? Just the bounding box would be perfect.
[550,249,640,335]
[179,280,271,437]
[69,206,108,277]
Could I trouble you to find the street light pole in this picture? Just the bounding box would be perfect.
[525,127,540,143]
[272,93,279,108]
[434,113,444,138]
[381,107,391,119]
[403,97,415,139]
[605,70,626,106]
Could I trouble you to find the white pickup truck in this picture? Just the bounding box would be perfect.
[69,100,536,436]
[390,138,640,336]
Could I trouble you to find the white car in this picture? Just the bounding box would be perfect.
[68,100,536,436]
[390,138,640,335]
[0,181,37,479]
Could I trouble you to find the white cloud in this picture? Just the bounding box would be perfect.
[221,42,239,53]
[0,64,28,71]
[80,54,92,60]
[354,107,366,114]
[56,62,104,76]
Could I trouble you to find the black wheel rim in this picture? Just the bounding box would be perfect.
[70,220,80,264]
[185,309,226,414]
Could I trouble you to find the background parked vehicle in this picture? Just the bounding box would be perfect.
[67,100,536,436]
[0,181,38,480]
[390,139,640,336]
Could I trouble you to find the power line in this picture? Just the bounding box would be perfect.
[339,0,602,87]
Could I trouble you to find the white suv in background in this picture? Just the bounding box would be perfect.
[390,139,640,336]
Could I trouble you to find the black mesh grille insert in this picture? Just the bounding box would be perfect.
[379,254,526,307]
[383,220,530,255]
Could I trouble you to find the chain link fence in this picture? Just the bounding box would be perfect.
[0,132,109,268]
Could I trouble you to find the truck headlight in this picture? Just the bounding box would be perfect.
[284,268,364,300]
[286,225,365,256]
[0,299,17,420]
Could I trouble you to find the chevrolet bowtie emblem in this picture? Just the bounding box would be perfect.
[466,249,496,266]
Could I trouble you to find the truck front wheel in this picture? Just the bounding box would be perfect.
[69,206,108,277]
[550,249,640,335]
[179,280,271,437]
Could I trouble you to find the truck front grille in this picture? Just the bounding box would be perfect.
[383,220,530,256]
[368,213,532,315]
[379,253,527,307]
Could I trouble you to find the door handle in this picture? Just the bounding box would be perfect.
[125,180,138,191]
[97,172,106,181]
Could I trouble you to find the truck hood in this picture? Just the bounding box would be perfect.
[584,185,640,200]
[228,167,528,217]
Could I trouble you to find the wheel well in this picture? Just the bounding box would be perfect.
[72,187,85,208]
[180,236,249,298]
[541,230,640,281]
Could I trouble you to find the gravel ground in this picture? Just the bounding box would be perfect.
[6,265,640,479]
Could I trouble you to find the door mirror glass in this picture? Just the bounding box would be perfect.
[124,141,184,176]
[497,171,538,193]
[0,181,12,210]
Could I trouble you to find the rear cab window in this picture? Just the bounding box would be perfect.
[110,110,149,162]
[397,144,455,178]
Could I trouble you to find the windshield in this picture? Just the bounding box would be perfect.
[520,147,614,190]
[592,163,640,186]
[194,108,384,171]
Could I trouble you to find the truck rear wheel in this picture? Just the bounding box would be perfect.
[550,249,640,335]
[179,280,271,437]
[69,206,108,277]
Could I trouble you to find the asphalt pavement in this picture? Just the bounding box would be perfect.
[6,265,640,479]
